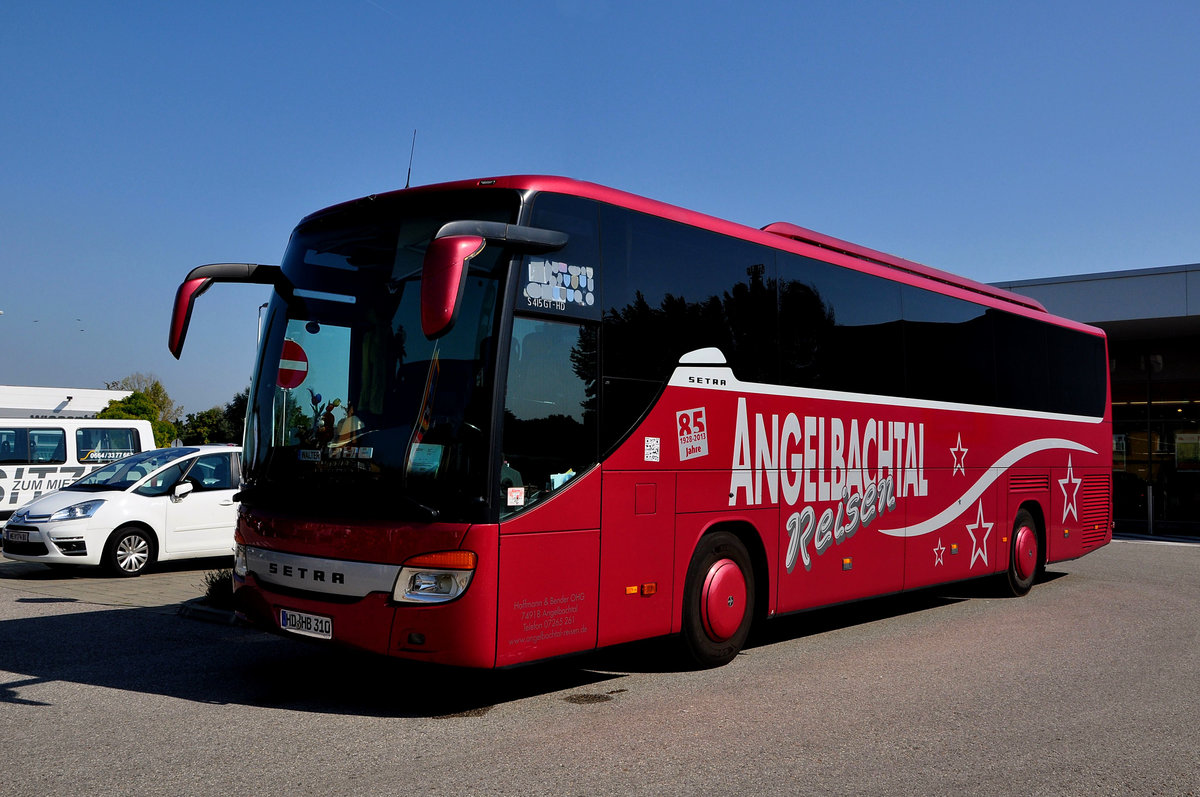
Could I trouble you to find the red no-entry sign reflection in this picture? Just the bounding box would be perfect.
[278,339,308,389]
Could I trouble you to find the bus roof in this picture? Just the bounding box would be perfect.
[313,175,1057,319]
[758,222,1046,313]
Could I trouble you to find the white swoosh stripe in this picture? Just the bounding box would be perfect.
[876,438,1097,538]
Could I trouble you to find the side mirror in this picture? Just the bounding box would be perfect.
[420,235,485,339]
[169,263,284,358]
[169,277,215,359]
[172,481,195,502]
[419,221,570,340]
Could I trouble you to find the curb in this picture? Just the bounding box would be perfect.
[177,597,239,625]
[1113,533,1200,545]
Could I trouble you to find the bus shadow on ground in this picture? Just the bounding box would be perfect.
[0,570,1070,717]
[743,569,1070,653]
[582,569,1070,675]
[0,602,620,719]
[761,568,1066,634]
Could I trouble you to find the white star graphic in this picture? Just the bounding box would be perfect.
[950,434,968,476]
[1059,455,1081,522]
[966,501,993,569]
[933,538,946,566]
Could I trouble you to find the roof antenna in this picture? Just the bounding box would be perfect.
[405,129,417,189]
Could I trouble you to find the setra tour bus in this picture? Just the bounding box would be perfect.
[169,176,1111,668]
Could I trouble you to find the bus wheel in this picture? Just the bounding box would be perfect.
[681,531,755,667]
[1005,509,1039,597]
[103,526,155,577]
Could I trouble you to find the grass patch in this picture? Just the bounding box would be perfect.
[201,568,234,610]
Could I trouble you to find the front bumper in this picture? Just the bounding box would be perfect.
[234,540,499,668]
[1,520,101,565]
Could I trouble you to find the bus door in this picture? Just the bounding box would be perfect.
[494,316,601,666]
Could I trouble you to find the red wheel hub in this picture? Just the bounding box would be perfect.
[1013,525,1037,581]
[700,558,747,642]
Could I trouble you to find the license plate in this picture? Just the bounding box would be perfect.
[6,531,28,543]
[279,608,332,640]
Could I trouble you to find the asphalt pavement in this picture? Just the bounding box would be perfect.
[1,539,1197,796]
[0,555,231,615]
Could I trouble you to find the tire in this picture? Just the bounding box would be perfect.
[1005,509,1039,597]
[103,526,156,577]
[681,531,755,667]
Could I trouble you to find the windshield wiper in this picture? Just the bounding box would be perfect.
[398,496,439,521]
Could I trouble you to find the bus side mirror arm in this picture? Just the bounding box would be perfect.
[432,220,569,252]
[168,263,286,359]
[420,221,568,339]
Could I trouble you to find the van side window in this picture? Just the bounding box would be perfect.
[0,428,66,464]
[76,427,139,464]
[0,429,21,464]
[34,430,66,463]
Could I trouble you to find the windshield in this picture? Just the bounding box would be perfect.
[67,448,198,492]
[243,190,519,522]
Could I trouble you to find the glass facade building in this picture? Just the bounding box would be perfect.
[996,264,1200,538]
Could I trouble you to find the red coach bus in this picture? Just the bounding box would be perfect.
[170,176,1111,668]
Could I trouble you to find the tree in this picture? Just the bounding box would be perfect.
[180,407,228,444]
[104,373,184,424]
[179,386,249,445]
[98,391,177,447]
[222,388,249,442]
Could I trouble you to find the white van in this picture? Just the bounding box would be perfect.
[0,419,155,520]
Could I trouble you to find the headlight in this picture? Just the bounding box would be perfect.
[393,550,477,604]
[48,500,105,522]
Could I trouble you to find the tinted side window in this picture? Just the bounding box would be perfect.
[777,253,903,394]
[1045,324,1107,417]
[901,286,996,406]
[600,205,778,385]
[523,193,602,322]
[994,311,1106,416]
[992,311,1049,412]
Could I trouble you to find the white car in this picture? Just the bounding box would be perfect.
[2,445,242,576]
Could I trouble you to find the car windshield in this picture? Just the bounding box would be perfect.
[242,190,519,522]
[66,448,198,492]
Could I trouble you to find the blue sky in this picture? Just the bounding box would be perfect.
[2,1,1198,414]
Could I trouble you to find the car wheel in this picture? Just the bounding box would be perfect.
[103,526,156,577]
